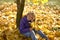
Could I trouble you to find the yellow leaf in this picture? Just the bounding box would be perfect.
[41,0,48,4]
[32,0,39,5]
[27,0,31,3]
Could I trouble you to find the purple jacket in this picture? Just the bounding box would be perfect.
[19,16,31,34]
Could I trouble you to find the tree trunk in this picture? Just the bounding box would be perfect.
[16,0,25,28]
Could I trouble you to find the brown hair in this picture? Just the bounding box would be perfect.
[27,11,35,16]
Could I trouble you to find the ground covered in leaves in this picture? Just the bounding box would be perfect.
[0,2,60,40]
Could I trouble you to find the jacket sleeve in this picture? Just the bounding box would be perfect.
[19,19,30,33]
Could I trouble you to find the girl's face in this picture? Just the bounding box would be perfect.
[27,14,35,22]
[30,15,35,22]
